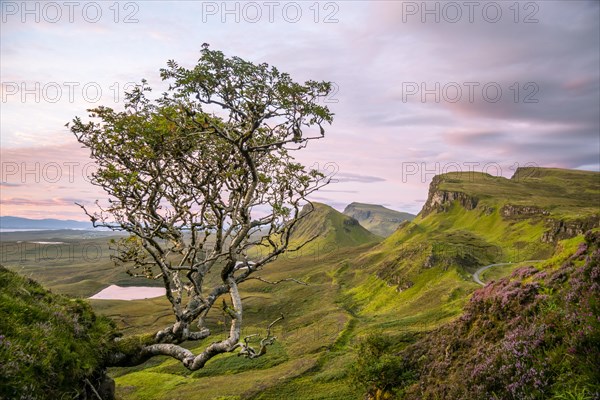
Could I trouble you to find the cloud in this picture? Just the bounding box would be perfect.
[1,1,598,218]
[0,182,21,187]
[320,189,359,194]
[335,172,386,184]
[445,131,508,147]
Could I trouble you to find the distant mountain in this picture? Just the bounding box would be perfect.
[0,216,93,230]
[343,202,415,237]
[290,202,381,249]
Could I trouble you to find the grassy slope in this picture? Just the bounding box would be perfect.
[108,204,381,400]
[1,168,598,399]
[354,168,599,307]
[394,231,600,399]
[112,248,368,400]
[338,169,599,399]
[291,202,381,248]
[343,203,416,237]
[0,265,116,399]
[110,172,597,399]
[334,168,600,370]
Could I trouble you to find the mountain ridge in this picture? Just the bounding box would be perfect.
[292,202,381,249]
[354,167,599,303]
[0,216,93,230]
[343,202,415,237]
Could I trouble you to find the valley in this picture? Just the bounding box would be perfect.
[1,167,599,399]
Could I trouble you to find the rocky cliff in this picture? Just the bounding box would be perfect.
[420,175,479,217]
[500,204,550,219]
[541,215,600,243]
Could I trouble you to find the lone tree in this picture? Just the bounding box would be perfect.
[70,44,334,370]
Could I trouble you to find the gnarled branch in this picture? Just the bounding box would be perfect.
[235,313,285,359]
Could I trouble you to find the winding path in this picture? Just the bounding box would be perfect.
[472,260,544,286]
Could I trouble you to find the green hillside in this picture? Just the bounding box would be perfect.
[106,202,383,400]
[291,202,382,248]
[363,230,600,399]
[343,203,415,237]
[341,168,600,399]
[1,167,598,400]
[335,167,600,359]
[363,167,600,291]
[0,265,117,399]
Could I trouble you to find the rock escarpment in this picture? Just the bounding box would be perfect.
[541,215,600,243]
[420,175,479,217]
[500,204,550,219]
[420,173,599,244]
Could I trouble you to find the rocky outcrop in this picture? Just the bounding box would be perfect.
[347,208,372,221]
[343,217,360,227]
[342,216,360,233]
[423,251,481,271]
[421,176,478,217]
[375,271,414,292]
[500,204,550,219]
[541,215,600,243]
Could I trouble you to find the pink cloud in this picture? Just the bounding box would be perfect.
[1,142,104,220]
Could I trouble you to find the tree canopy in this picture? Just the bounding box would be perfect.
[70,44,334,370]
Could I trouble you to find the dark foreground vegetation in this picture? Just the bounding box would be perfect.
[354,230,600,399]
[0,265,117,400]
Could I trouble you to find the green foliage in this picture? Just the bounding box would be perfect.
[68,47,337,356]
[161,43,333,129]
[349,334,415,398]
[552,386,596,400]
[0,266,117,399]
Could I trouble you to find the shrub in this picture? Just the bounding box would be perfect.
[349,333,415,398]
[0,266,117,399]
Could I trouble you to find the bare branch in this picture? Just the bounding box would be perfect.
[236,313,285,359]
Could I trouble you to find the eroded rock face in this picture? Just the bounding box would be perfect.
[421,176,478,217]
[343,217,360,227]
[348,208,372,220]
[541,216,600,243]
[500,204,550,219]
[423,251,480,271]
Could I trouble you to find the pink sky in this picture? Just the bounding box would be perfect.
[1,1,598,220]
